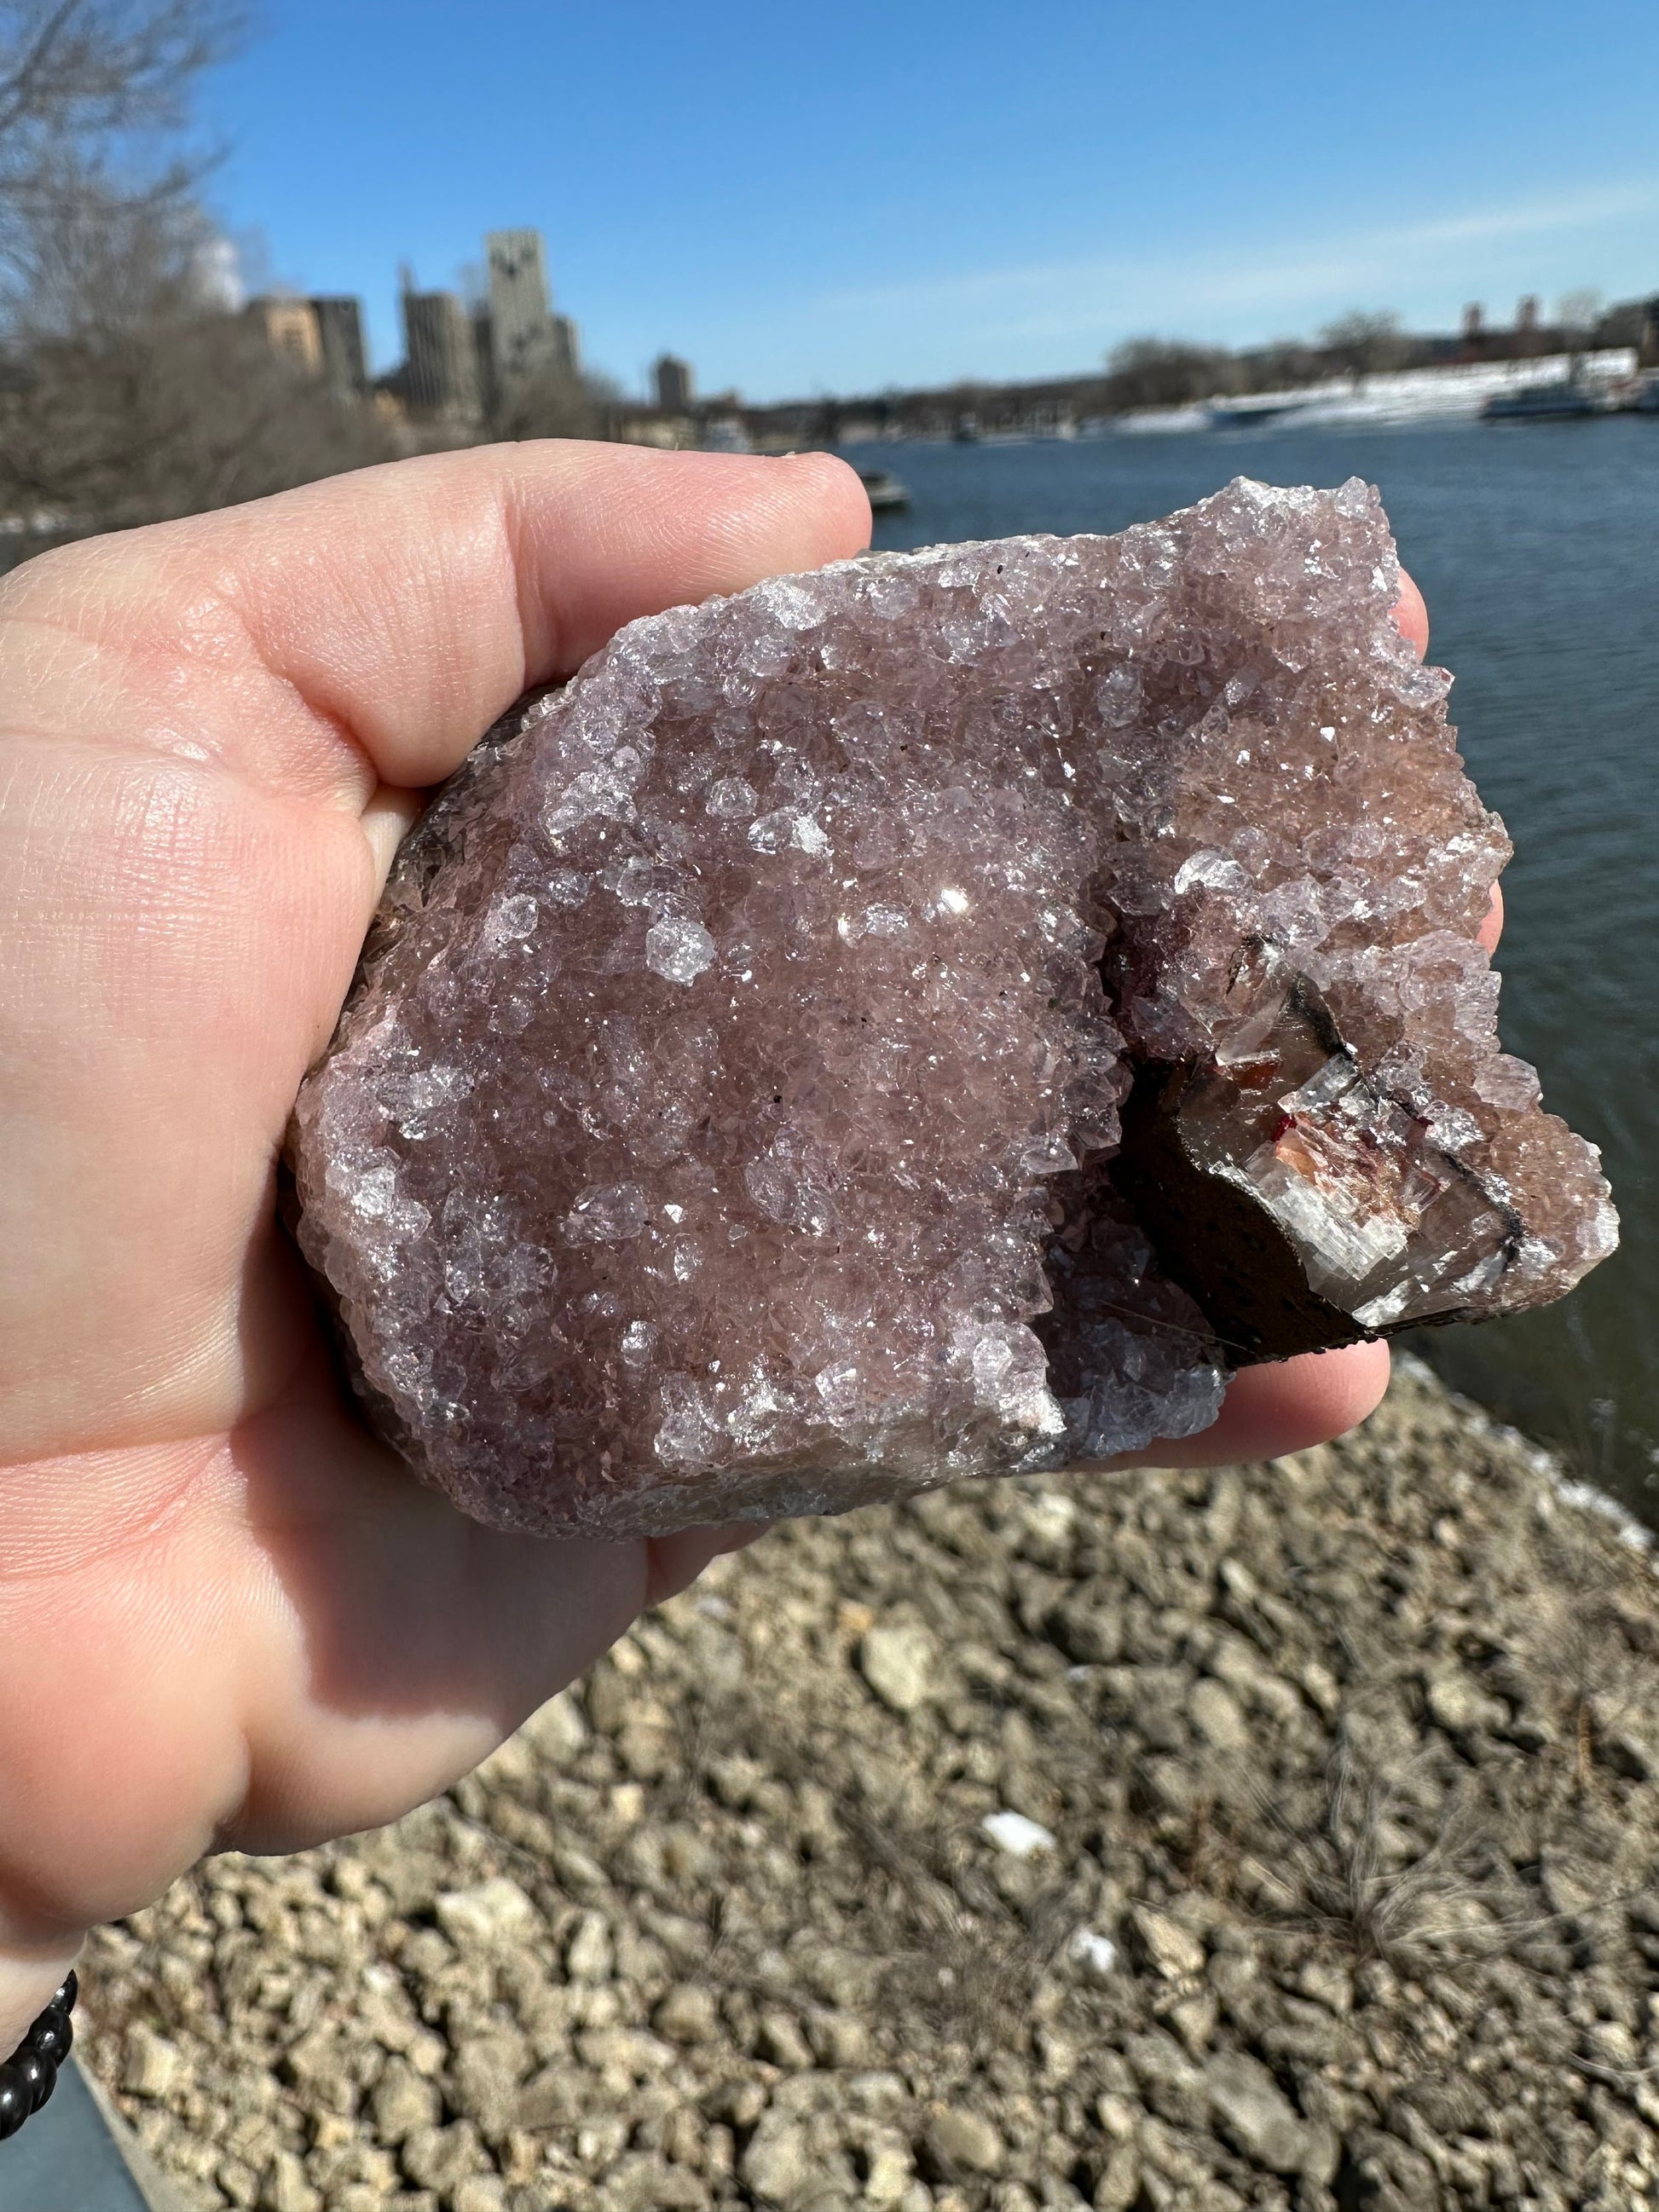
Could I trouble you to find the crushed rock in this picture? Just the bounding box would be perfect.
[79,1360,1659,2210]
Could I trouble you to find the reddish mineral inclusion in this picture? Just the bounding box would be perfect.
[286,478,1617,1538]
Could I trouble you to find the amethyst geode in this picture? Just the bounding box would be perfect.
[287,477,1616,1537]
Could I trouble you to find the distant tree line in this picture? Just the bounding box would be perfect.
[746,295,1650,445]
[1101,310,1418,410]
[1094,297,1636,413]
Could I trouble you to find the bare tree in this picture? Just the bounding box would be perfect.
[0,1,244,312]
[1,192,395,546]
[488,360,610,444]
[1318,309,1410,382]
[1239,337,1325,392]
[0,3,401,566]
[1103,338,1237,413]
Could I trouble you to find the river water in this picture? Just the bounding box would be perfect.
[846,422,1659,1516]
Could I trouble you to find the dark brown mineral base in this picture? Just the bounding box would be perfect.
[1112,1060,1377,1363]
[1111,971,1530,1364]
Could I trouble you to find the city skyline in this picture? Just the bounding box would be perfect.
[236,256,1650,428]
[200,1,1659,403]
[223,176,1659,409]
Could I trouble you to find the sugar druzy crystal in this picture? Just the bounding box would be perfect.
[287,477,1617,1537]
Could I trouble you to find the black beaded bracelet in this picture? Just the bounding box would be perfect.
[0,1972,77,2140]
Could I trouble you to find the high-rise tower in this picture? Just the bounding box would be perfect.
[401,269,482,416]
[654,353,693,413]
[485,228,557,392]
[310,296,368,399]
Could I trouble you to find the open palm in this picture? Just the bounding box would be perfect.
[0,443,1410,2047]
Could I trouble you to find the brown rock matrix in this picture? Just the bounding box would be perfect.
[287,477,1616,1537]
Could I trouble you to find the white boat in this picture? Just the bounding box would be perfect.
[1207,396,1312,429]
[1483,381,1612,421]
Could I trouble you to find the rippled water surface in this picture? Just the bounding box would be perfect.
[849,422,1659,1513]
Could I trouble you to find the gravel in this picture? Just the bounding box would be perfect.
[79,1358,1659,2210]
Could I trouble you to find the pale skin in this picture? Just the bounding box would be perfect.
[0,444,1496,2046]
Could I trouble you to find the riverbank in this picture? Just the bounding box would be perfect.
[78,1358,1659,2211]
[1109,348,1640,436]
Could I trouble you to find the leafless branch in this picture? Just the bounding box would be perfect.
[0,0,244,155]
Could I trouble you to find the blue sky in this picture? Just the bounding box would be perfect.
[199,0,1659,401]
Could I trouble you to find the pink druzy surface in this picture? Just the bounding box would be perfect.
[288,478,1615,1537]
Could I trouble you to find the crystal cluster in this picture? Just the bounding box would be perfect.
[287,477,1617,1538]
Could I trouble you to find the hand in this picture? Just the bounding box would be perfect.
[0,444,1455,2044]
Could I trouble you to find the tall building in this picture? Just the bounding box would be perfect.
[401,274,481,416]
[310,296,368,400]
[470,303,497,415]
[245,295,322,375]
[486,228,557,393]
[654,353,693,413]
[552,314,581,378]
